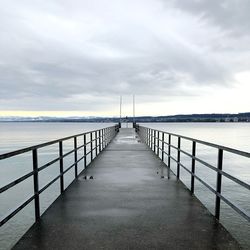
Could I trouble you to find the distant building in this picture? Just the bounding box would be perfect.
[233,117,239,122]
[225,117,231,122]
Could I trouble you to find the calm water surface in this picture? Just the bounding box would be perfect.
[0,122,249,249]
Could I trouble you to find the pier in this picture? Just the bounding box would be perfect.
[1,125,249,249]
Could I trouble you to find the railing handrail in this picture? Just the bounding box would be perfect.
[138,125,250,158]
[0,125,117,160]
[135,124,250,223]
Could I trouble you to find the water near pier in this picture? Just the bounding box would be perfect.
[0,122,250,249]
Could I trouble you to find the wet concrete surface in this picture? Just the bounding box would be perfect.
[14,128,240,250]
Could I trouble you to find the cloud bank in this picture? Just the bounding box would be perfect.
[0,0,249,116]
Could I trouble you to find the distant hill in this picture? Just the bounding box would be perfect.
[1,112,250,122]
[133,112,250,122]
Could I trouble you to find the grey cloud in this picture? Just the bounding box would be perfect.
[169,0,250,36]
[0,0,249,113]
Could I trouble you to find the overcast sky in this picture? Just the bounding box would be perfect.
[0,0,250,117]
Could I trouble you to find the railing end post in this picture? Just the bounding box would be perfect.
[74,137,78,179]
[215,148,223,220]
[177,137,181,179]
[32,149,40,221]
[191,141,196,194]
[59,141,64,194]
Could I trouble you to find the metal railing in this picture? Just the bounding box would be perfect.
[0,125,119,227]
[135,125,250,222]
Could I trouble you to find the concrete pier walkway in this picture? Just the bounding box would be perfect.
[14,128,240,250]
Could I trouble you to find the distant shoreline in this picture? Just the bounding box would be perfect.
[0,120,250,123]
[0,112,250,123]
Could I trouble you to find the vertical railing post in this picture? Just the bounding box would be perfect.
[191,141,196,194]
[99,130,101,153]
[107,128,109,144]
[108,128,111,143]
[147,128,149,145]
[150,129,153,149]
[59,141,64,194]
[95,131,98,157]
[167,134,171,179]
[104,128,106,147]
[161,132,165,178]
[157,131,160,156]
[103,129,105,148]
[102,129,105,149]
[147,128,149,146]
[107,128,109,143]
[146,128,148,145]
[32,149,40,221]
[108,128,111,144]
[106,128,108,145]
[90,132,93,161]
[142,128,146,142]
[146,128,149,146]
[177,137,181,179]
[215,149,223,220]
[84,134,87,168]
[161,133,165,161]
[154,130,156,153]
[101,129,104,150]
[74,137,78,178]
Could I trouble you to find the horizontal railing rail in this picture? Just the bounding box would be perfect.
[135,125,250,222]
[0,125,119,227]
[0,127,120,160]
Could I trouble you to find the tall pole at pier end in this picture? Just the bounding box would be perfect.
[133,95,136,128]
[119,96,122,128]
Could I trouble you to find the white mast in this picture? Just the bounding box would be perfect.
[120,95,122,123]
[133,94,135,123]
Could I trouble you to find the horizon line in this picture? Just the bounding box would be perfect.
[0,111,249,119]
